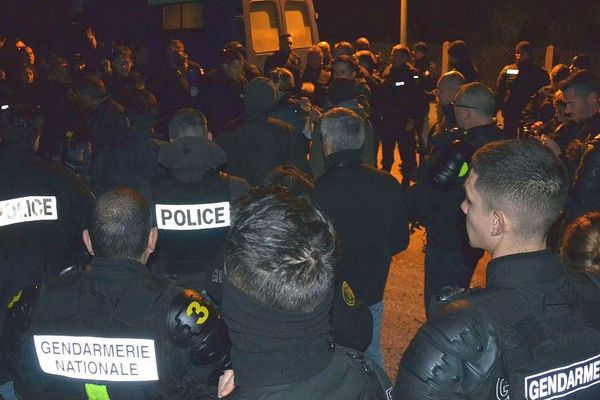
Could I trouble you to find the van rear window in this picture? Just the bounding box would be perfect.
[250,2,280,53]
[284,1,312,49]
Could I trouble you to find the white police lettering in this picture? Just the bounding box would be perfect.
[33,335,158,382]
[155,201,230,231]
[525,353,600,400]
[385,387,393,400]
[507,69,519,75]
[496,377,510,400]
[0,196,58,227]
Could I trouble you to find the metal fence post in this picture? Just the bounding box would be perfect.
[545,45,555,72]
[441,41,450,75]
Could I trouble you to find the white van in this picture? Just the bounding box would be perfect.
[242,0,320,71]
[152,0,319,71]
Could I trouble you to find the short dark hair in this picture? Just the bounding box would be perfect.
[88,188,152,259]
[224,188,336,313]
[220,48,243,66]
[559,70,599,98]
[168,108,208,141]
[471,139,568,239]
[561,211,600,271]
[122,89,158,130]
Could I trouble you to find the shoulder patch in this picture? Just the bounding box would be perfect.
[341,281,356,307]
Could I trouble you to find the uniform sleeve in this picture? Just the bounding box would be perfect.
[394,299,500,400]
[566,142,600,221]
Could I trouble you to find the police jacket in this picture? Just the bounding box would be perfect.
[0,143,93,278]
[496,61,549,122]
[566,133,600,222]
[395,249,600,400]
[408,123,503,249]
[216,114,311,186]
[314,150,409,305]
[15,256,219,400]
[92,126,165,200]
[379,64,422,121]
[227,346,393,400]
[197,68,247,135]
[151,137,250,277]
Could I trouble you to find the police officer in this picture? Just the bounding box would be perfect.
[0,103,92,278]
[396,139,600,400]
[495,41,549,138]
[217,188,393,399]
[150,108,249,290]
[263,33,303,89]
[379,44,423,183]
[410,82,503,316]
[15,188,230,399]
[559,71,600,223]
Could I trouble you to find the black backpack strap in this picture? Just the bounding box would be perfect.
[581,269,600,290]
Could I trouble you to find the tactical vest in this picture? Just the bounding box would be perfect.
[467,281,600,400]
[151,171,232,276]
[22,271,200,400]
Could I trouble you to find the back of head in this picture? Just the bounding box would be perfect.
[243,77,276,115]
[88,188,152,259]
[321,107,365,154]
[220,48,243,66]
[168,108,208,141]
[122,89,158,130]
[561,212,600,271]
[559,70,599,99]
[471,139,568,239]
[413,41,429,56]
[354,37,371,52]
[515,41,533,56]
[438,71,466,92]
[455,82,497,118]
[268,67,295,93]
[225,41,247,59]
[551,64,570,84]
[448,40,470,60]
[333,41,355,58]
[225,188,335,313]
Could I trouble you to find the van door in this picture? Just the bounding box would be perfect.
[243,0,319,73]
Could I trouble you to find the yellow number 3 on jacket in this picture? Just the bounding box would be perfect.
[186,301,209,325]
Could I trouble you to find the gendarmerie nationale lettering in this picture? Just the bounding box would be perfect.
[155,201,230,231]
[39,340,151,359]
[34,335,159,382]
[525,353,600,400]
[0,196,58,227]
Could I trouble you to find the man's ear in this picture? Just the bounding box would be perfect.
[83,229,94,255]
[147,227,158,254]
[491,210,505,237]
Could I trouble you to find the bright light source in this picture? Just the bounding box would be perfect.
[1,104,9,110]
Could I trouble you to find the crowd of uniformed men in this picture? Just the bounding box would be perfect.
[1,29,600,399]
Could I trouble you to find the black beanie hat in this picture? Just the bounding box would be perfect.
[448,40,469,59]
[244,77,276,115]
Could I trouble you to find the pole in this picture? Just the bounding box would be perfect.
[400,0,407,45]
[545,45,555,73]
